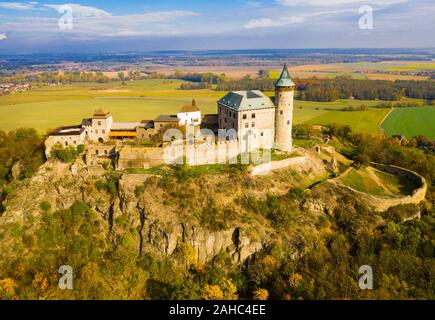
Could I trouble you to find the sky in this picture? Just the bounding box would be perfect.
[0,0,434,54]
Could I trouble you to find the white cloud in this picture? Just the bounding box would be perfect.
[0,32,6,40]
[45,3,111,18]
[278,0,408,6]
[0,2,35,10]
[245,16,304,29]
[245,8,355,29]
[1,4,201,39]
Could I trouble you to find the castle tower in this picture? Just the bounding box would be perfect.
[274,64,295,152]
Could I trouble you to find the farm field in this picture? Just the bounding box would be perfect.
[0,79,428,136]
[382,106,435,139]
[150,60,432,81]
[298,99,391,133]
[338,166,418,197]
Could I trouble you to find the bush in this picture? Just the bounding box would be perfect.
[51,146,78,163]
[39,201,51,212]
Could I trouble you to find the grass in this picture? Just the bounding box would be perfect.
[382,106,435,139]
[296,99,391,133]
[338,167,418,197]
[0,79,426,136]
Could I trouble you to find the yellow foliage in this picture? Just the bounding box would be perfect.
[203,284,224,300]
[262,255,278,268]
[32,273,49,290]
[253,288,269,300]
[0,278,18,300]
[219,278,238,300]
[203,278,238,300]
[288,273,303,290]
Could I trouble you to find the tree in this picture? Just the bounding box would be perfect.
[253,288,269,300]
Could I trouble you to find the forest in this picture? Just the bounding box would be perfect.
[0,125,433,300]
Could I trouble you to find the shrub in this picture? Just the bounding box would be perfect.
[39,201,51,212]
[51,146,78,163]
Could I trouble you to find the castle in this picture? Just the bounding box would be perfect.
[45,64,295,165]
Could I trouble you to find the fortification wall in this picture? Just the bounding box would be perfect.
[115,139,268,169]
[336,163,427,212]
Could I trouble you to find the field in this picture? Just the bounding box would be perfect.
[338,166,418,197]
[0,79,430,137]
[150,60,432,81]
[382,106,435,139]
[295,100,391,133]
[0,80,222,132]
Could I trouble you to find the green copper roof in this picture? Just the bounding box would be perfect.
[218,90,275,111]
[275,64,295,87]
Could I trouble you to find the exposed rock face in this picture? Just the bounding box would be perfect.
[1,159,266,264]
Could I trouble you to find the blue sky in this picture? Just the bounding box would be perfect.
[0,0,434,53]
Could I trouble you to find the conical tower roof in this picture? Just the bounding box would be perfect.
[275,63,295,87]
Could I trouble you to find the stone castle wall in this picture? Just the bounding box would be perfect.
[115,139,268,170]
[336,163,427,212]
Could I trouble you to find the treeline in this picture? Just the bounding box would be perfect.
[215,78,276,91]
[300,78,404,101]
[172,71,227,84]
[179,82,212,90]
[396,80,435,100]
[300,78,434,102]
[1,71,112,85]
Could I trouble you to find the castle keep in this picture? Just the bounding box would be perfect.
[45,65,295,166]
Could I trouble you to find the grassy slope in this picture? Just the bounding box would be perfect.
[339,167,418,197]
[382,106,435,139]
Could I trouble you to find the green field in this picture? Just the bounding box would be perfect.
[339,167,418,197]
[382,106,435,139]
[0,79,422,136]
[296,100,390,133]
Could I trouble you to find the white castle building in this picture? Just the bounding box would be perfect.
[218,64,295,152]
[45,64,295,158]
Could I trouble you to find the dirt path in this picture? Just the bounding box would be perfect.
[367,167,394,196]
[379,107,395,135]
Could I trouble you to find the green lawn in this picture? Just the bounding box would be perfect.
[339,167,418,197]
[296,99,391,133]
[382,106,435,139]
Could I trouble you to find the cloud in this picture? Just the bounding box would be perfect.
[0,32,6,40]
[2,4,201,39]
[278,0,408,6]
[0,2,35,10]
[245,8,356,29]
[245,16,304,29]
[45,3,111,18]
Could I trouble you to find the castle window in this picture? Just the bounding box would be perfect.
[95,130,99,134]
[245,123,249,128]
[243,114,247,120]
[280,110,283,115]
[102,129,105,134]
[98,121,101,126]
[252,122,255,128]
[96,150,99,155]
[252,113,256,119]
[261,132,264,137]
[287,120,291,125]
[65,142,68,147]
